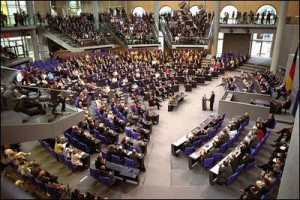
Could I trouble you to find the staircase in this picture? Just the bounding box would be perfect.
[100,23,127,48]
[200,58,211,68]
[236,63,269,74]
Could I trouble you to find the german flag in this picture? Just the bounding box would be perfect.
[286,46,298,91]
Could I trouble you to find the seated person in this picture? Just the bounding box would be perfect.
[37,169,58,183]
[215,160,233,185]
[71,149,84,169]
[128,149,146,171]
[95,153,106,170]
[99,165,114,180]
[46,181,66,193]
[54,139,64,154]
[229,154,241,173]
[263,113,275,128]
[273,126,293,143]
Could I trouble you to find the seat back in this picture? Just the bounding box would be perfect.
[244,160,256,171]
[101,149,108,159]
[90,168,99,179]
[184,146,194,155]
[99,176,114,187]
[35,178,46,191]
[211,153,223,161]
[111,154,121,164]
[45,183,63,198]
[227,138,235,149]
[235,164,245,174]
[203,157,215,169]
[219,143,228,153]
[124,157,136,168]
[226,172,238,185]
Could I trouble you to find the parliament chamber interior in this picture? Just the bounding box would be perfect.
[1,1,299,199]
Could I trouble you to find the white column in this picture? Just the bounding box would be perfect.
[26,1,35,25]
[270,1,288,74]
[31,30,40,61]
[277,107,299,199]
[154,0,159,30]
[93,1,99,30]
[211,1,221,57]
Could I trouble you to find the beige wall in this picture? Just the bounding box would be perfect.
[33,1,299,17]
[34,1,50,16]
[126,1,299,17]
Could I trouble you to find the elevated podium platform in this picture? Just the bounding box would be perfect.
[1,105,85,145]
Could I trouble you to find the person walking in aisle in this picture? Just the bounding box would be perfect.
[208,91,215,111]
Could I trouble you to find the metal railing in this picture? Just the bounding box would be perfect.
[219,17,277,25]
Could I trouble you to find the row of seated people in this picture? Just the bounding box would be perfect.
[102,9,156,44]
[2,147,68,198]
[181,113,226,152]
[213,126,269,185]
[71,188,107,200]
[239,126,291,199]
[163,9,210,41]
[42,137,90,171]
[102,144,146,172]
[250,69,290,100]
[10,49,246,116]
[196,113,250,161]
[211,115,276,185]
[47,13,107,46]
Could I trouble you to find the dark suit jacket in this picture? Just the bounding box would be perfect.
[209,93,215,102]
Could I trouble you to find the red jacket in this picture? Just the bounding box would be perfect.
[256,129,265,140]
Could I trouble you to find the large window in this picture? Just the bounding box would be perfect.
[159,6,173,16]
[250,33,273,57]
[189,5,203,16]
[220,5,238,24]
[132,7,146,17]
[216,32,224,57]
[256,5,277,15]
[1,1,27,26]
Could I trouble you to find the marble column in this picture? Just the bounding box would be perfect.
[211,1,221,57]
[270,1,288,74]
[93,1,99,29]
[154,0,159,30]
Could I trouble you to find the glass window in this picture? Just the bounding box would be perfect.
[220,5,238,19]
[189,5,201,16]
[218,32,224,39]
[256,5,277,15]
[260,42,272,57]
[19,1,26,6]
[217,39,223,56]
[159,6,173,16]
[6,1,17,6]
[251,41,261,57]
[8,6,17,14]
[263,34,273,41]
[132,7,146,18]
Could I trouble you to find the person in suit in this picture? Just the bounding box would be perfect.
[216,160,233,185]
[208,91,215,111]
[229,154,241,173]
[99,165,114,180]
[263,113,275,128]
[273,126,293,143]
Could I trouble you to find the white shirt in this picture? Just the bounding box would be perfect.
[16,72,23,83]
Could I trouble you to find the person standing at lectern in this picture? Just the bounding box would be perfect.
[208,91,215,111]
